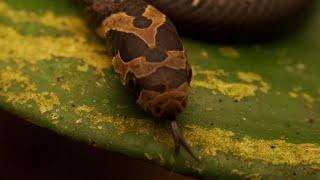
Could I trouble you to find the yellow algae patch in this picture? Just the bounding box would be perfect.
[296,63,306,71]
[0,68,60,113]
[60,83,71,91]
[0,67,34,91]
[219,46,240,58]
[259,82,270,94]
[231,169,245,176]
[73,105,320,169]
[192,80,257,101]
[289,91,299,98]
[49,112,59,120]
[244,173,261,180]
[0,69,60,113]
[302,93,315,103]
[75,104,94,113]
[144,153,153,160]
[77,63,89,72]
[75,119,83,124]
[90,113,171,141]
[237,72,262,83]
[284,63,307,73]
[0,1,89,36]
[287,87,316,103]
[192,69,270,100]
[237,72,270,94]
[74,108,171,142]
[0,24,110,72]
[185,124,320,167]
[200,50,209,58]
[158,153,166,166]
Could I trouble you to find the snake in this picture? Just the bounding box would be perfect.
[78,0,312,161]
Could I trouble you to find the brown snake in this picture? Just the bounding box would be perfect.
[79,0,312,162]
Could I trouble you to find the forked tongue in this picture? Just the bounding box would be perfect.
[170,120,199,161]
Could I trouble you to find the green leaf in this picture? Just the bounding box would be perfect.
[0,0,320,179]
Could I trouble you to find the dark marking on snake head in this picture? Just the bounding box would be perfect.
[80,0,312,165]
[133,16,152,28]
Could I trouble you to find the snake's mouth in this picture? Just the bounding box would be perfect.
[137,82,189,118]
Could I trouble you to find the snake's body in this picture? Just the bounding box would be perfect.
[79,0,311,161]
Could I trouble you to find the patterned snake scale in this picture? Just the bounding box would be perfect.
[79,0,312,161]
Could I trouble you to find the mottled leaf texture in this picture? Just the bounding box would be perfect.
[0,0,319,179]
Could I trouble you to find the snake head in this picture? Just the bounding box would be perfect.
[135,63,192,118]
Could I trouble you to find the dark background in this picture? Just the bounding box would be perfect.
[0,109,193,180]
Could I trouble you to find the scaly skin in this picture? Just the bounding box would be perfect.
[79,0,311,161]
[145,0,312,33]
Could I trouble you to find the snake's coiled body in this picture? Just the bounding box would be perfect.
[146,0,311,34]
[79,0,311,161]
